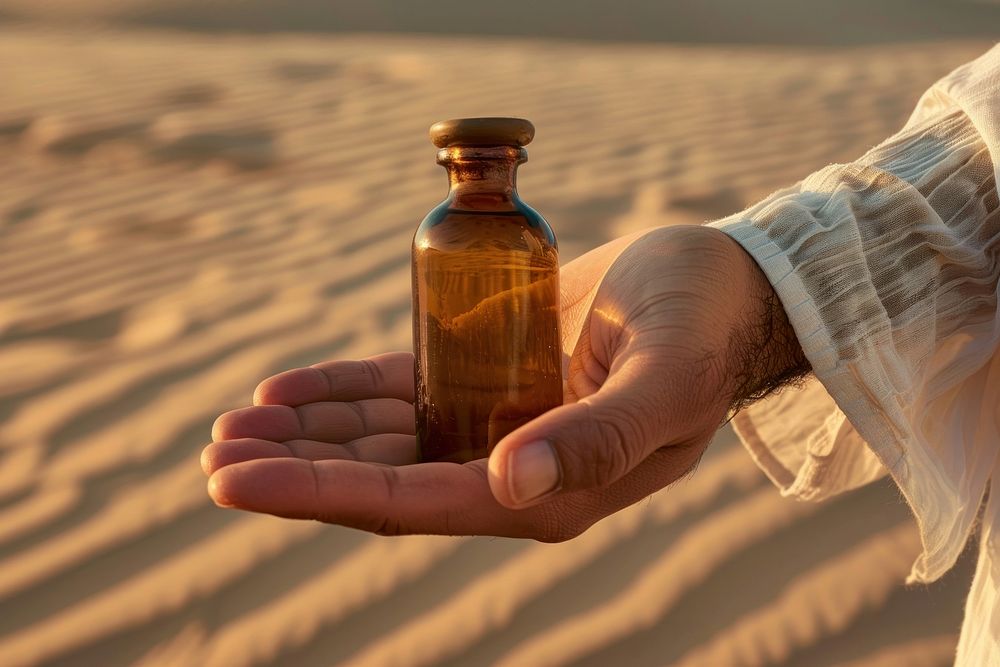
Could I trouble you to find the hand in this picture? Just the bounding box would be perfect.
[202,225,807,541]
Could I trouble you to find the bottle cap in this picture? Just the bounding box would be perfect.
[429,117,535,148]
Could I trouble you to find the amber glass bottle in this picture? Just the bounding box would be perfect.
[412,118,562,463]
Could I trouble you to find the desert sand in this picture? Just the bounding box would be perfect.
[0,20,991,667]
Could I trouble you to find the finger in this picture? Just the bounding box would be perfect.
[208,457,556,538]
[202,438,281,473]
[488,351,676,509]
[207,436,710,540]
[254,352,415,406]
[212,398,414,443]
[201,434,418,474]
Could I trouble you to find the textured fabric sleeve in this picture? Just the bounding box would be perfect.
[708,43,1000,584]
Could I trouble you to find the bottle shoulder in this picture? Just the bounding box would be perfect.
[414,198,557,252]
[514,200,557,248]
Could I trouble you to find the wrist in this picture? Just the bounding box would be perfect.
[704,227,812,413]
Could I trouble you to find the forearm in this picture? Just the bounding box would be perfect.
[714,109,998,394]
[705,45,1000,584]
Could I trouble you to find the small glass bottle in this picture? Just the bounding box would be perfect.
[412,118,562,463]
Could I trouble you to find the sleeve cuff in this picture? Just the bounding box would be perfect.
[709,215,968,583]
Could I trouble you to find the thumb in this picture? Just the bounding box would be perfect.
[487,355,672,509]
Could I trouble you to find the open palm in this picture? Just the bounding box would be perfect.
[203,224,767,541]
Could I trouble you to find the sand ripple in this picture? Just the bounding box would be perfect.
[0,27,985,666]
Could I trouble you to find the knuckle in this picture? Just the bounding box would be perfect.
[376,462,399,502]
[345,400,369,435]
[591,426,630,488]
[360,358,385,392]
[289,403,335,440]
[371,464,406,536]
[441,506,461,536]
[576,402,643,488]
[306,465,332,524]
[374,516,405,536]
[292,404,317,435]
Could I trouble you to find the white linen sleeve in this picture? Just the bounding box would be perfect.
[708,44,1000,584]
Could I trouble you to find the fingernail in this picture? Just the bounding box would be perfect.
[508,439,562,505]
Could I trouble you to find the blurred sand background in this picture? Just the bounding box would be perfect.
[0,2,997,666]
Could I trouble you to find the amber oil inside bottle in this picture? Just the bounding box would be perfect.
[412,124,562,463]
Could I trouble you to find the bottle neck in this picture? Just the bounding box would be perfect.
[438,145,526,208]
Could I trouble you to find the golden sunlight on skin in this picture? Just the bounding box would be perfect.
[0,23,983,667]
